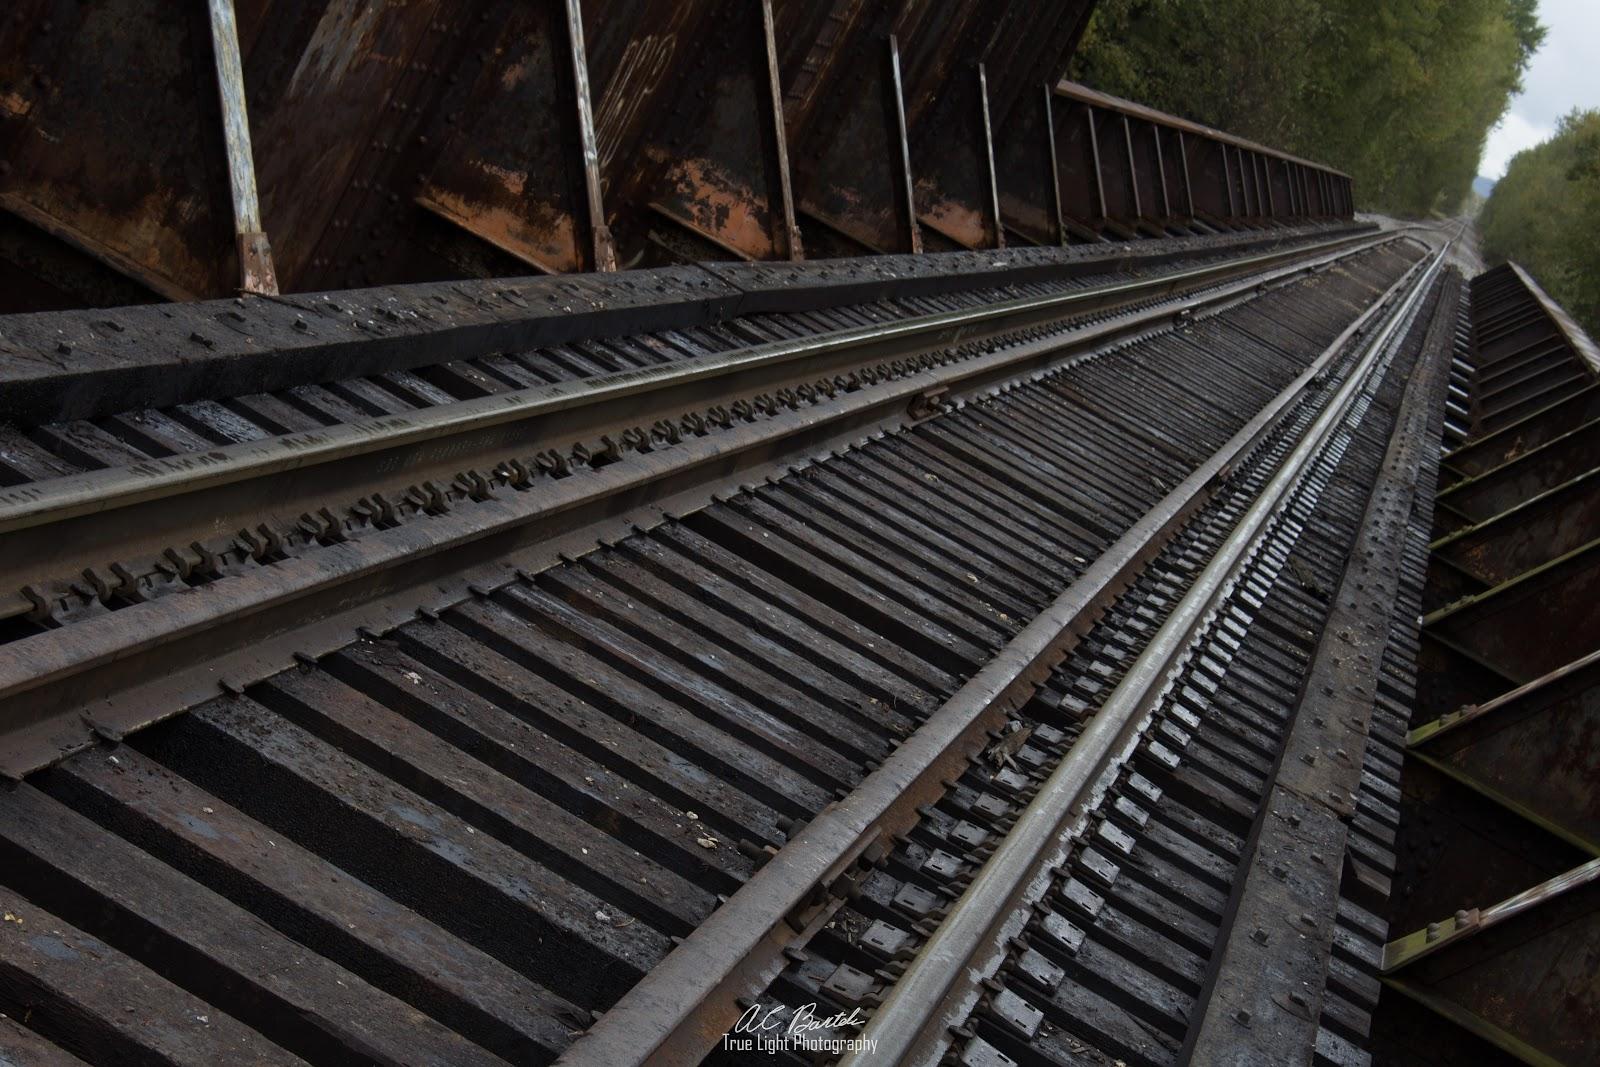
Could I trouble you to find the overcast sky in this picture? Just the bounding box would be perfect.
[1479,0,1600,179]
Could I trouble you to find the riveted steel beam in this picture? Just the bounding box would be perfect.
[1383,859,1600,1065]
[1387,261,1600,1064]
[1411,649,1600,855]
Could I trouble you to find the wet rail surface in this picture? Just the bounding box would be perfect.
[0,229,1449,1067]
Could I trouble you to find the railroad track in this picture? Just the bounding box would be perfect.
[569,230,1459,1067]
[0,225,1459,1065]
[0,222,1382,773]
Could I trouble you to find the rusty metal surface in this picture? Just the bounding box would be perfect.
[0,1,1361,313]
[1436,417,1600,528]
[1053,82,1353,181]
[1424,539,1600,685]
[1510,263,1600,377]
[0,0,1074,302]
[1384,863,1600,1066]
[1377,261,1600,1065]
[0,2,235,301]
[0,230,1395,779]
[1433,469,1600,587]
[1413,652,1600,854]
[637,1,796,262]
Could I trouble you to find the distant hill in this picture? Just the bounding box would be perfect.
[1473,175,1497,198]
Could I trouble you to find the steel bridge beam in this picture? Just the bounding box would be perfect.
[1380,261,1600,1065]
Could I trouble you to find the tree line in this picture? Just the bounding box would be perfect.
[1067,0,1544,217]
[1479,111,1600,336]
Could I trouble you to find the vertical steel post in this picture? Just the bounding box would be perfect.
[1121,116,1142,220]
[760,0,803,259]
[1043,87,1066,244]
[205,0,277,295]
[1222,143,1238,218]
[977,65,1004,249]
[562,0,616,271]
[886,35,922,254]
[1224,146,1236,217]
[1152,126,1171,219]
[1177,131,1196,219]
[1242,149,1257,217]
[1085,105,1107,221]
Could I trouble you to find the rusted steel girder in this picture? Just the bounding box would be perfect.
[1418,266,1600,716]
[1378,263,1600,1066]
[1384,861,1600,1067]
[0,1,1089,305]
[0,2,1354,313]
[994,81,1355,247]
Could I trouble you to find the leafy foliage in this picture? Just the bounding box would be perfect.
[1479,110,1600,335]
[1069,0,1544,216]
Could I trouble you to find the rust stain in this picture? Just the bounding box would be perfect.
[650,150,772,259]
[0,89,33,119]
[915,182,985,250]
[417,181,578,275]
[2,180,210,300]
[474,162,528,200]
[499,57,531,92]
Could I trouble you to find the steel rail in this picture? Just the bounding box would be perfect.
[840,238,1449,1067]
[0,231,1405,631]
[0,229,1387,539]
[553,247,1435,1067]
[0,233,1419,775]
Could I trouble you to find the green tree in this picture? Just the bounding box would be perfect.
[1069,0,1545,216]
[1479,110,1600,336]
